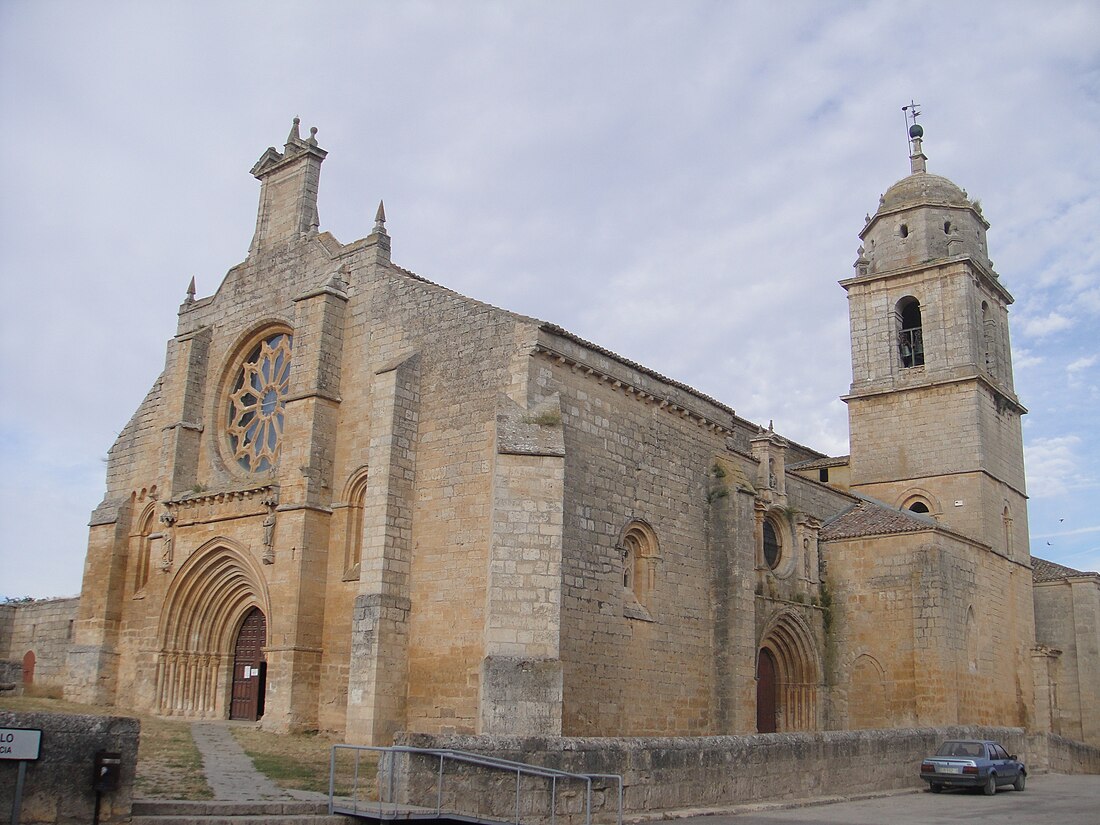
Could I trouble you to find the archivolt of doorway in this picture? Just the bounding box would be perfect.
[154,538,270,718]
[757,608,822,732]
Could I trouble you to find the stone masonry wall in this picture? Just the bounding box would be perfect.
[0,598,79,693]
[332,261,543,739]
[825,530,1037,731]
[1033,578,1100,747]
[528,332,853,737]
[395,727,1097,821]
[0,710,139,825]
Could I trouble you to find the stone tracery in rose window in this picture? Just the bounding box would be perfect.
[227,333,292,473]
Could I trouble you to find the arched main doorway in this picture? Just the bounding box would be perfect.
[156,539,270,718]
[230,607,267,721]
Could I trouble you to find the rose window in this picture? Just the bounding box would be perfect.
[227,333,292,473]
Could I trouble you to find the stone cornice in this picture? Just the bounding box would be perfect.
[168,483,277,508]
[844,370,1026,415]
[840,254,1014,306]
[532,342,736,437]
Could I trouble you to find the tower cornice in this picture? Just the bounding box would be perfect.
[843,370,1027,415]
[840,254,1014,305]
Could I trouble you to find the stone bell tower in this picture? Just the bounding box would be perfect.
[841,120,1029,561]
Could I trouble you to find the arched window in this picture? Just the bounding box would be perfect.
[897,297,925,368]
[134,505,155,593]
[342,469,369,581]
[908,501,930,514]
[622,533,638,591]
[620,521,660,611]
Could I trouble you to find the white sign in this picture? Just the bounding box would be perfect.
[0,728,42,760]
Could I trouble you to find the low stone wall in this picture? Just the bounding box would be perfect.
[0,660,22,695]
[1045,733,1100,774]
[0,710,139,825]
[394,726,1095,820]
[0,597,79,694]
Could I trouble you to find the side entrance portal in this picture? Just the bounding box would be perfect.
[757,648,778,733]
[230,607,267,721]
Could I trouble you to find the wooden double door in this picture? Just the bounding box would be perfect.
[230,607,267,721]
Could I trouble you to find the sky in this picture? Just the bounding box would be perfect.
[0,0,1097,599]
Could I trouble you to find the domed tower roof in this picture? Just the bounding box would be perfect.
[854,125,991,277]
[880,172,971,212]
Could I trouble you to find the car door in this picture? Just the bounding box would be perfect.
[989,744,1017,781]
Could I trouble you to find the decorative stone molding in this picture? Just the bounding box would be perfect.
[168,484,278,528]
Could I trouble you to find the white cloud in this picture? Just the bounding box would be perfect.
[1019,312,1075,339]
[1066,355,1098,376]
[1024,435,1092,498]
[1013,349,1044,370]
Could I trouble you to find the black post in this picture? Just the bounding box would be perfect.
[11,759,27,825]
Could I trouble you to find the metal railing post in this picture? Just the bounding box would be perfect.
[353,748,361,812]
[327,746,337,815]
[437,753,445,816]
[551,775,557,825]
[515,768,521,824]
[388,750,395,809]
[585,777,592,825]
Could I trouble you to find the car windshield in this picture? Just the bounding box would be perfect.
[936,741,984,758]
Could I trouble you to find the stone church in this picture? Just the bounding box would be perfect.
[62,119,1098,748]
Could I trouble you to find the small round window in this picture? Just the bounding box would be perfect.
[227,333,292,473]
[763,520,781,569]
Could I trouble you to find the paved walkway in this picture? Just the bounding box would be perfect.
[190,722,289,801]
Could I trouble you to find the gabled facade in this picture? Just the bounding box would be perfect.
[62,119,1094,747]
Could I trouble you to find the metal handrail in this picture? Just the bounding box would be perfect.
[329,744,623,825]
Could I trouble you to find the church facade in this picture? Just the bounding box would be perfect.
[63,120,1096,746]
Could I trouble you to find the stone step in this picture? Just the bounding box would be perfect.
[131,799,359,823]
[131,816,355,825]
[133,800,331,816]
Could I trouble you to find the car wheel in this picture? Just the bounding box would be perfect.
[930,783,943,794]
[983,773,997,796]
[1013,773,1026,792]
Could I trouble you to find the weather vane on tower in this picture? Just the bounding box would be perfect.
[902,100,923,148]
[902,101,926,173]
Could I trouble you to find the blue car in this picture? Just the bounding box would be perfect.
[920,739,1026,795]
